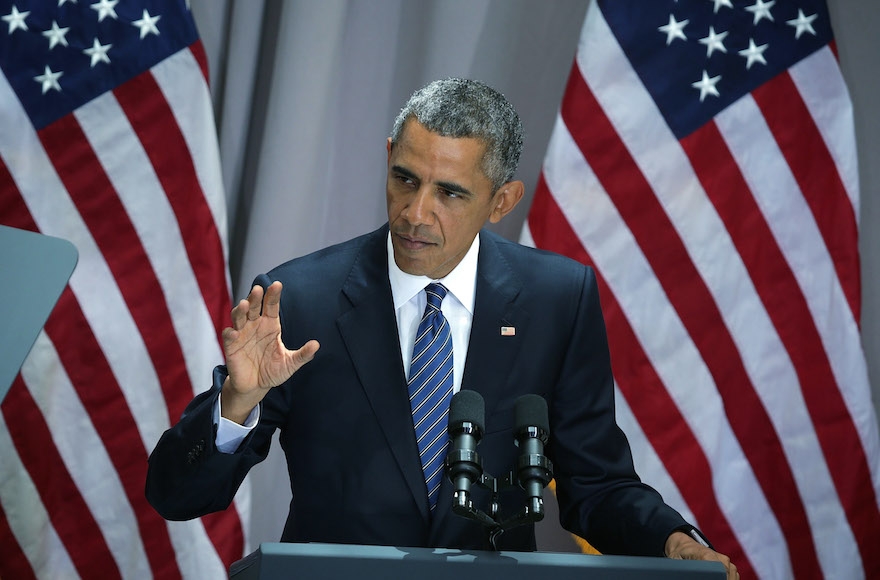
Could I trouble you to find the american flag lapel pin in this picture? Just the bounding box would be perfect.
[500,326,516,336]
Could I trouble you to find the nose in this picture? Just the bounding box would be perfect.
[402,187,435,226]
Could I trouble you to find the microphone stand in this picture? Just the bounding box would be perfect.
[445,391,553,551]
[447,458,553,551]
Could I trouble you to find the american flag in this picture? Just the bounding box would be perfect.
[0,0,247,577]
[523,0,880,578]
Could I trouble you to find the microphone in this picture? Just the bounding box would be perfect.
[445,391,554,548]
[446,390,485,505]
[514,394,553,517]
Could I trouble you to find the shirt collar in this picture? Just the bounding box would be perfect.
[387,231,479,314]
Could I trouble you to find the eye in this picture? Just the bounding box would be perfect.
[395,174,416,187]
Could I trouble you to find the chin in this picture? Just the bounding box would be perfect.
[399,262,432,277]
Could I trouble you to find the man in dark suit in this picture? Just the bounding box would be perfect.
[146,78,736,577]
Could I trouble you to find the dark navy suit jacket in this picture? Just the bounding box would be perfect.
[146,225,690,555]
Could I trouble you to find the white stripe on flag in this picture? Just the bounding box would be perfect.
[612,387,693,524]
[529,1,880,577]
[717,95,880,505]
[164,520,227,578]
[153,47,231,275]
[20,333,152,577]
[0,72,168,453]
[789,48,860,213]
[0,421,78,579]
[1,2,246,572]
[540,114,789,578]
[579,9,857,577]
[74,89,224,421]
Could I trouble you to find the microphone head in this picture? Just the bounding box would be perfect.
[514,394,549,434]
[449,389,485,433]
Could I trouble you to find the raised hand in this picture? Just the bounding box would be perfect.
[220,281,319,424]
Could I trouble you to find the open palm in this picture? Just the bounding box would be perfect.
[220,281,319,422]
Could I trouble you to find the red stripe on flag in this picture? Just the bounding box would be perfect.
[0,182,121,577]
[1,186,183,579]
[0,489,38,580]
[44,291,183,579]
[200,510,245,568]
[0,157,24,226]
[682,121,880,573]
[112,70,246,562]
[828,40,839,64]
[2,376,123,579]
[751,72,861,321]
[37,114,192,425]
[114,69,230,349]
[528,177,590,262]
[529,177,755,578]
[190,40,211,86]
[560,65,821,577]
[114,63,245,565]
[1,13,240,578]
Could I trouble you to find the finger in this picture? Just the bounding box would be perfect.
[221,326,237,346]
[262,281,283,319]
[293,340,320,368]
[246,284,264,321]
[230,298,251,330]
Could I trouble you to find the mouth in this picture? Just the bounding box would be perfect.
[393,231,436,251]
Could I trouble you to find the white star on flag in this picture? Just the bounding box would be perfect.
[658,14,689,46]
[42,20,70,50]
[787,9,818,39]
[132,9,161,39]
[2,4,28,33]
[90,0,118,22]
[699,26,729,57]
[709,0,733,14]
[83,37,111,66]
[33,65,63,94]
[745,0,776,25]
[738,38,769,69]
[691,69,721,101]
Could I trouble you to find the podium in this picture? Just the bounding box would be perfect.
[229,543,726,579]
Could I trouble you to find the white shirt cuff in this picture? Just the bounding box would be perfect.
[213,392,260,454]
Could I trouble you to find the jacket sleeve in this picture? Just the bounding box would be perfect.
[145,366,273,521]
[548,266,690,556]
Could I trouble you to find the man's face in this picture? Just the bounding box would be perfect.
[386,120,520,279]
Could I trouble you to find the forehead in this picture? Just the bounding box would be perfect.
[393,121,490,183]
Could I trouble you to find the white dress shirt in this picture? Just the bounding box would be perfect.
[388,231,477,393]
[214,232,480,453]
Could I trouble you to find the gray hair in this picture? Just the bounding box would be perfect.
[390,78,524,191]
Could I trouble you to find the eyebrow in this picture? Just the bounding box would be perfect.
[391,165,474,199]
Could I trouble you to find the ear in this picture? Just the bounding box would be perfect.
[488,180,525,224]
[386,137,393,164]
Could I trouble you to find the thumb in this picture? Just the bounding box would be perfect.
[293,340,320,367]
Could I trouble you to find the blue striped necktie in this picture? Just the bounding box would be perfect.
[408,282,454,512]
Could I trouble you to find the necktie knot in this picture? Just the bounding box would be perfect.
[425,282,447,312]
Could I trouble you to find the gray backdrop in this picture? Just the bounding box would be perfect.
[189,0,879,552]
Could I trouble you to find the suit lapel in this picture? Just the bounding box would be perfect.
[462,232,529,419]
[429,231,530,541]
[336,227,432,522]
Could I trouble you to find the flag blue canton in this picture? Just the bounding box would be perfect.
[0,0,198,130]
[598,0,833,138]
